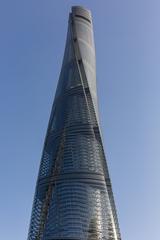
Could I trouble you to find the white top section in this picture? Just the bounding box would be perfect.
[72,6,92,21]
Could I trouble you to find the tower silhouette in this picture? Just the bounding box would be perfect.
[27,6,121,240]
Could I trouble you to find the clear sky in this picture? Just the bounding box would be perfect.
[0,0,160,239]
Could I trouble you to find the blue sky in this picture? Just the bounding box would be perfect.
[0,0,160,239]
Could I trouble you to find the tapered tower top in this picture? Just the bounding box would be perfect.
[71,6,92,22]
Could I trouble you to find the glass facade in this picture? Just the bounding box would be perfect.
[27,6,121,240]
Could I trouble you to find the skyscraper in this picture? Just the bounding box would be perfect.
[28,6,121,240]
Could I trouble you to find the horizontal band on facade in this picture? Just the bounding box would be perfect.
[45,124,99,144]
[38,172,108,185]
[75,14,91,23]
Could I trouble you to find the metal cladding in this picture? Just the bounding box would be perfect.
[27,6,121,240]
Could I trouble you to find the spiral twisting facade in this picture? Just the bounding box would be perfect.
[27,6,121,240]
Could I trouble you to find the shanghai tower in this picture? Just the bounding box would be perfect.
[28,6,121,240]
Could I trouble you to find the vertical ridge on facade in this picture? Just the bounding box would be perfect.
[27,6,121,240]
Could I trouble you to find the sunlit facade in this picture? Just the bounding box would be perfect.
[28,6,121,240]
